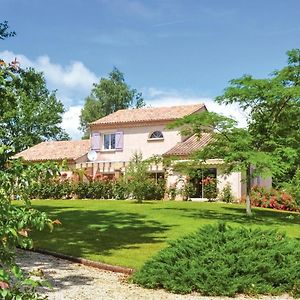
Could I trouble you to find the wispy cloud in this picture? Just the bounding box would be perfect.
[90,29,147,46]
[153,20,186,28]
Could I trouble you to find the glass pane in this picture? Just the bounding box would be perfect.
[104,134,110,149]
[150,131,163,139]
[111,134,116,149]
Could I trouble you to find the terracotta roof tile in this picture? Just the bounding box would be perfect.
[91,104,205,126]
[14,140,90,162]
[163,133,212,157]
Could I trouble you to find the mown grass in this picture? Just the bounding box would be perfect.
[28,200,300,269]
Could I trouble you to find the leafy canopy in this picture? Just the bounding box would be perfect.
[0,65,69,154]
[79,67,145,138]
[171,111,283,216]
[0,21,15,40]
[216,49,300,184]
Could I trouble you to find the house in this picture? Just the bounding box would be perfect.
[14,103,271,200]
[14,140,90,178]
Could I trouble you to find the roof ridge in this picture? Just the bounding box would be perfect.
[91,103,205,126]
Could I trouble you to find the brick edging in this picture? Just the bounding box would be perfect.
[28,248,134,275]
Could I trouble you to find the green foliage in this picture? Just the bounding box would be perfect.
[133,223,300,297]
[0,65,69,153]
[125,153,165,202]
[218,183,234,203]
[29,181,74,199]
[282,168,300,207]
[216,49,300,184]
[180,182,196,201]
[202,176,218,201]
[249,186,297,212]
[79,67,145,138]
[27,175,165,201]
[171,110,282,215]
[0,147,60,299]
[0,21,15,40]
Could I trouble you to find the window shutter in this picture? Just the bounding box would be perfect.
[115,132,124,150]
[91,132,101,150]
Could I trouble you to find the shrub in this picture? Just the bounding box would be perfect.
[282,168,300,207]
[29,181,73,199]
[125,153,165,202]
[133,223,300,297]
[250,186,297,212]
[112,179,129,200]
[202,176,218,201]
[179,182,196,201]
[219,183,234,203]
[166,184,177,200]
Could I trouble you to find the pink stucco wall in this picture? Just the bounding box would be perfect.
[91,124,182,162]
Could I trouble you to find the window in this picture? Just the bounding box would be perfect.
[149,131,164,139]
[103,133,116,150]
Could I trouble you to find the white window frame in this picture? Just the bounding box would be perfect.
[103,133,116,150]
[148,131,164,141]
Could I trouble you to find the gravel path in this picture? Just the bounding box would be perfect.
[16,249,294,300]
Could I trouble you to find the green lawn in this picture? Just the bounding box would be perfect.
[29,200,300,269]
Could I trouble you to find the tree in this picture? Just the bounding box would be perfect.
[0,21,61,299]
[0,66,69,154]
[215,49,300,185]
[171,111,283,216]
[0,146,61,299]
[79,67,145,138]
[125,152,151,203]
[0,21,15,40]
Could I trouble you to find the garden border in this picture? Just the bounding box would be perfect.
[27,248,134,275]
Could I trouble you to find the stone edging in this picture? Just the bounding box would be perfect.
[29,248,134,275]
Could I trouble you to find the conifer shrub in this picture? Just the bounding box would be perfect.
[133,223,300,297]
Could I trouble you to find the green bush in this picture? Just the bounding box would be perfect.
[29,181,73,199]
[27,171,166,201]
[283,168,300,207]
[219,183,234,203]
[112,179,129,200]
[133,223,300,297]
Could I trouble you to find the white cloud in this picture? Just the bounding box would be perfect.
[143,87,248,128]
[61,106,83,140]
[0,50,98,139]
[0,50,98,107]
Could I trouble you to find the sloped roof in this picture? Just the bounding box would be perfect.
[14,140,90,162]
[90,104,205,126]
[163,133,212,157]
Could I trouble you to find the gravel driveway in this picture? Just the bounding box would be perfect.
[16,249,294,300]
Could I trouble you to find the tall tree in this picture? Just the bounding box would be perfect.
[215,49,300,185]
[79,67,145,138]
[0,67,69,153]
[172,111,283,216]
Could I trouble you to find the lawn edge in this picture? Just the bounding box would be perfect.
[27,248,134,275]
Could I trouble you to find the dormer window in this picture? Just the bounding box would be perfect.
[148,131,164,141]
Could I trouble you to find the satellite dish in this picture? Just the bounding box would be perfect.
[87,150,97,162]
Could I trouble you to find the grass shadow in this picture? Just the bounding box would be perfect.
[152,203,300,227]
[31,205,171,260]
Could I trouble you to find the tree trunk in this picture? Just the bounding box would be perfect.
[246,165,252,216]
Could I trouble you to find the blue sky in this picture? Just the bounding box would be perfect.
[2,0,300,138]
